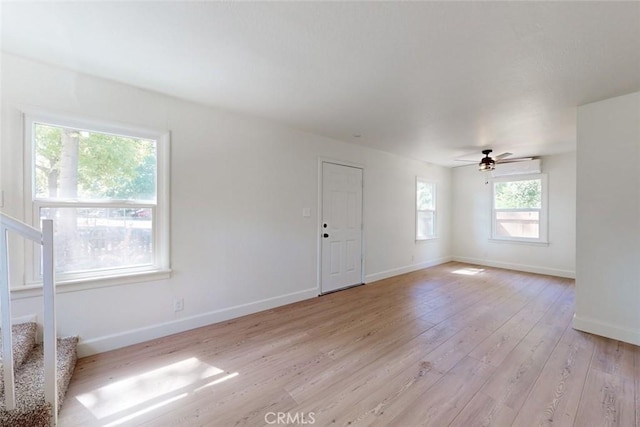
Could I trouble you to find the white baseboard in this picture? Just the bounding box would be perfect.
[452,256,575,279]
[573,314,640,346]
[364,256,453,283]
[76,255,573,357]
[77,287,318,357]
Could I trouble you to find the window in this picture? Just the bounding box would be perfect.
[25,113,170,285]
[416,178,436,240]
[491,174,547,243]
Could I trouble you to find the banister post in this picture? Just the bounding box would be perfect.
[0,224,16,410]
[42,219,58,425]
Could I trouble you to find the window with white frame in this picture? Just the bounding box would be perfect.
[25,113,170,284]
[416,178,436,240]
[491,174,547,243]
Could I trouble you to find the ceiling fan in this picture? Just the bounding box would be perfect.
[456,149,532,171]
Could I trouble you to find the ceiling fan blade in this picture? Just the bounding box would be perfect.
[454,159,478,163]
[494,152,512,161]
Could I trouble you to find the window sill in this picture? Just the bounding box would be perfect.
[416,236,439,242]
[11,269,172,299]
[488,238,549,247]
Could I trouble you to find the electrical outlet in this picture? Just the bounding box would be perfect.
[173,298,184,312]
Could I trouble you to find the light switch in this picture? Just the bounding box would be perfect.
[302,207,311,217]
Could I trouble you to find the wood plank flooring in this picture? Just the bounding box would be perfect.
[58,262,639,426]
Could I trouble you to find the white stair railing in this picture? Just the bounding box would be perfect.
[0,213,57,425]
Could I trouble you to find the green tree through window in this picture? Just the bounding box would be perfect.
[34,124,156,201]
[494,179,541,209]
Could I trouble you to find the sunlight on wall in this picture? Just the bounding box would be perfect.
[76,357,235,422]
[452,267,485,276]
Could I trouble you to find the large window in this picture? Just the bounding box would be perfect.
[26,113,170,285]
[416,178,436,240]
[491,175,547,243]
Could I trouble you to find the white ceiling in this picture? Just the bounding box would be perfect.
[2,1,639,167]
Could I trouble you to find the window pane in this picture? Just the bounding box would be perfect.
[494,179,541,209]
[417,181,434,210]
[417,210,435,239]
[40,207,153,274]
[34,123,156,201]
[495,211,539,238]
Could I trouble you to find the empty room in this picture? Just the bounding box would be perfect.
[0,1,638,426]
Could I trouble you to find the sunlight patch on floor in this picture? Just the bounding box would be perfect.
[102,393,188,427]
[76,357,225,419]
[194,371,239,392]
[452,267,485,276]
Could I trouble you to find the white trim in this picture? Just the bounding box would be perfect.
[157,131,171,271]
[317,161,322,295]
[12,269,172,299]
[317,158,365,295]
[21,110,171,287]
[452,256,575,279]
[416,177,437,240]
[490,173,548,244]
[573,314,640,346]
[76,287,318,357]
[416,237,440,243]
[20,108,166,141]
[365,256,452,283]
[316,156,365,170]
[488,239,549,247]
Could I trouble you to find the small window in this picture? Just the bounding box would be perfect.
[416,178,436,240]
[491,175,547,243]
[25,113,170,284]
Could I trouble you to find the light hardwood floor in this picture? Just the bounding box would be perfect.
[58,262,639,426]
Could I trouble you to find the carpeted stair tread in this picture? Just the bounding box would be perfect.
[0,322,37,371]
[0,336,78,427]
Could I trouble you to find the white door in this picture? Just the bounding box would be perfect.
[321,162,363,293]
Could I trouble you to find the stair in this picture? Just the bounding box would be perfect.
[0,322,77,427]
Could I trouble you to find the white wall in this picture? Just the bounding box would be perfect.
[574,91,640,346]
[0,54,451,356]
[451,152,576,278]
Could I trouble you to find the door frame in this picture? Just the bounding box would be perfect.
[317,158,365,295]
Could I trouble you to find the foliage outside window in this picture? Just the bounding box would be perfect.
[492,175,547,243]
[416,178,436,240]
[26,113,169,284]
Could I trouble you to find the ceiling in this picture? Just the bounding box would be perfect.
[2,2,639,167]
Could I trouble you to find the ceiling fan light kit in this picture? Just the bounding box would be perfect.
[478,149,496,171]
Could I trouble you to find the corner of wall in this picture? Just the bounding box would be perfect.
[364,256,453,283]
[572,314,640,346]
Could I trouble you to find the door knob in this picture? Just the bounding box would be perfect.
[323,233,329,238]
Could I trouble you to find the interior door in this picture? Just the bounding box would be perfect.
[321,162,363,293]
